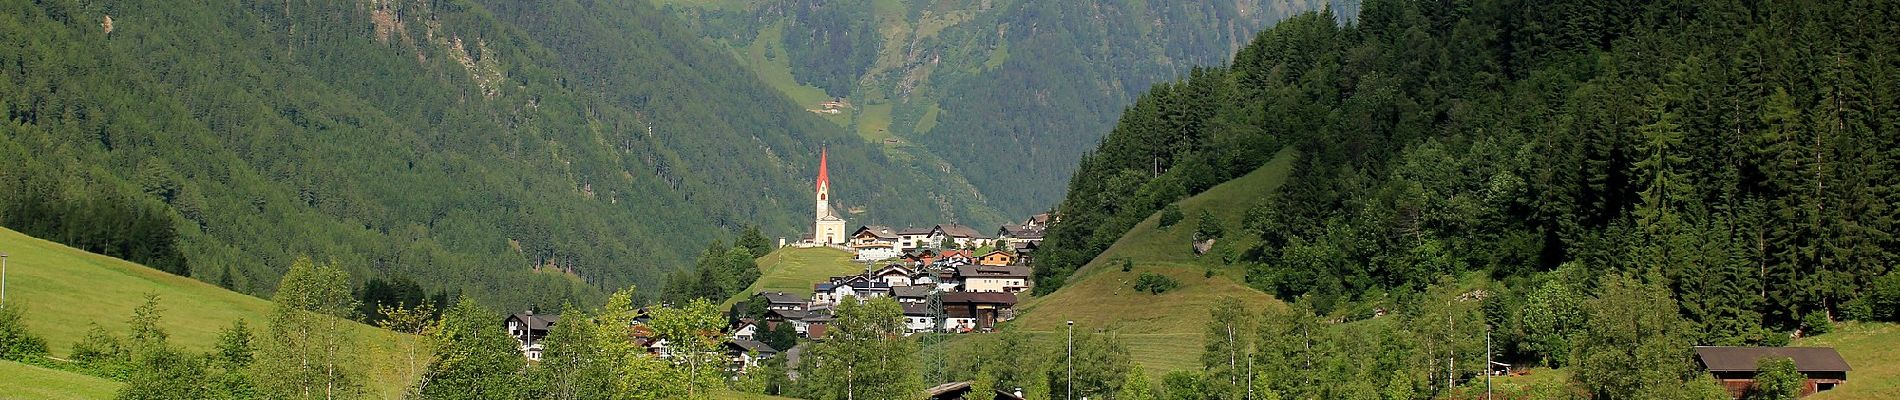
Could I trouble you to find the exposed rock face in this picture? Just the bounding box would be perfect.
[1193,238,1215,256]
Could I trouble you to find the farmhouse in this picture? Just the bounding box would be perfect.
[929,224,994,249]
[955,265,1032,293]
[725,339,779,372]
[976,250,1016,267]
[898,227,935,250]
[1695,346,1849,398]
[942,292,1018,332]
[505,311,562,360]
[852,225,903,261]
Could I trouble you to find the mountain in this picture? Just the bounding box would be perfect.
[0,0,1002,309]
[647,0,1358,217]
[1030,0,1900,389]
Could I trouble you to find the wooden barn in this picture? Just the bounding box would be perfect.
[1694,346,1849,398]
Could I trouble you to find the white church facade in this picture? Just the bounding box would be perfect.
[812,148,848,246]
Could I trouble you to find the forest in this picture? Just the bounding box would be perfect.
[1037,0,1899,374]
[0,0,1002,312]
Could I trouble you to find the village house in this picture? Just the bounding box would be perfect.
[898,227,935,250]
[929,224,994,249]
[724,339,779,372]
[955,265,1032,293]
[976,250,1016,267]
[995,224,1045,249]
[872,264,916,286]
[892,284,933,304]
[1695,346,1850,398]
[730,319,759,341]
[1012,242,1038,267]
[1023,213,1052,229]
[941,292,1018,332]
[902,303,936,335]
[763,308,810,335]
[804,312,834,339]
[851,225,903,261]
[505,311,561,361]
[756,291,808,312]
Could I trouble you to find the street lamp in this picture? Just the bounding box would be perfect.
[1067,320,1075,400]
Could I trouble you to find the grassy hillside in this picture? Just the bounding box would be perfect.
[723,247,863,307]
[0,360,121,400]
[1800,322,1900,400]
[1006,148,1296,373]
[0,227,422,399]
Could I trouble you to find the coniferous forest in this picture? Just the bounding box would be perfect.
[1040,0,1898,350]
[0,0,1003,310]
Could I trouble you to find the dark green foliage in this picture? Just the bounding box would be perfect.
[418,298,529,400]
[661,239,763,305]
[1121,258,1134,272]
[1801,312,1832,336]
[1747,357,1802,400]
[355,275,431,325]
[1852,271,1900,322]
[736,225,774,259]
[116,347,209,400]
[0,304,47,363]
[1134,273,1180,295]
[760,321,799,355]
[1159,204,1185,228]
[0,0,999,313]
[1573,275,1697,400]
[1195,210,1224,240]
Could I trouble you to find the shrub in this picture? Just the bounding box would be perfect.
[1801,312,1831,336]
[1121,258,1134,272]
[1195,210,1224,240]
[1133,273,1180,295]
[1748,357,1802,400]
[1158,204,1184,228]
[0,305,48,362]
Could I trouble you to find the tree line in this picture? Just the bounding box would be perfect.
[1036,0,1900,350]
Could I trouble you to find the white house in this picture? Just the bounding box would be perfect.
[505,311,560,361]
[927,224,993,249]
[897,227,934,250]
[872,264,915,287]
[851,226,904,261]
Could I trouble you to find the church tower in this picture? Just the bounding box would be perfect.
[813,148,847,245]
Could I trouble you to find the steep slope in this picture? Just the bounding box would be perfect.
[0,227,422,398]
[1006,148,1295,373]
[721,247,861,307]
[649,0,1356,216]
[0,0,1000,309]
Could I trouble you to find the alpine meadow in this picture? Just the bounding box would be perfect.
[3,0,1900,400]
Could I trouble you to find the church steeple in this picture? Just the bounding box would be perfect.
[816,147,830,194]
[812,147,846,245]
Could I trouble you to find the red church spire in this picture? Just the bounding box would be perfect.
[816,147,830,191]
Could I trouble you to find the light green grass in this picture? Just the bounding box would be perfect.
[733,23,846,127]
[0,227,423,398]
[913,104,942,135]
[1800,322,1900,400]
[723,247,863,307]
[0,360,121,400]
[646,0,755,11]
[1007,148,1297,374]
[856,103,896,142]
[983,40,1009,70]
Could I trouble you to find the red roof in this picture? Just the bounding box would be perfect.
[816,147,830,190]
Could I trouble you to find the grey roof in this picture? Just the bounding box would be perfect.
[874,264,913,277]
[942,292,1019,306]
[1694,346,1851,372]
[758,292,806,305]
[728,339,779,354]
[507,313,561,331]
[855,225,900,240]
[892,285,934,299]
[766,309,808,320]
[899,227,934,236]
[956,265,1032,279]
[902,303,933,316]
[934,224,992,239]
[925,381,973,398]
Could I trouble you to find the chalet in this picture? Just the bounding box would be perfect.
[956,265,1032,293]
[872,264,916,286]
[1023,213,1053,229]
[1012,242,1039,267]
[929,224,994,249]
[730,320,759,341]
[892,284,933,304]
[898,227,935,250]
[505,311,561,361]
[1696,346,1849,398]
[995,224,1045,249]
[935,249,975,267]
[756,292,808,312]
[813,279,892,307]
[852,225,903,261]
[976,250,1016,267]
[725,339,779,372]
[942,292,1017,332]
[903,249,939,266]
[902,303,937,335]
[763,308,809,335]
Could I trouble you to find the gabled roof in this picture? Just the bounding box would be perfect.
[979,250,1014,259]
[765,309,808,321]
[956,265,1031,279]
[1695,346,1851,372]
[507,312,561,331]
[902,302,934,316]
[892,284,934,299]
[934,224,992,239]
[874,264,913,277]
[942,292,1018,306]
[1027,213,1051,226]
[758,292,806,305]
[854,225,899,240]
[728,339,779,354]
[898,227,934,236]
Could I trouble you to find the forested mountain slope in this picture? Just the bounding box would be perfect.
[650,0,1358,216]
[1039,0,1899,358]
[0,0,999,310]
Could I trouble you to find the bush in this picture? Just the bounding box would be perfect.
[1801,312,1831,336]
[1133,273,1180,295]
[0,305,48,362]
[1158,204,1184,228]
[1747,357,1802,400]
[1121,258,1134,272]
[1195,210,1225,240]
[1861,271,1900,322]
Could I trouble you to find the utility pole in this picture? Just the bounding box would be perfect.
[1486,327,1493,400]
[1067,320,1075,400]
[1,252,8,308]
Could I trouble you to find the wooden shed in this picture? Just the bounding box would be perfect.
[1694,346,1849,398]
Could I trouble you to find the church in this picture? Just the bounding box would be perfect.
[812,148,848,245]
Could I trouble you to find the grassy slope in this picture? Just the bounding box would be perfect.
[723,247,864,308]
[1006,148,1297,373]
[1800,322,1900,400]
[0,360,121,400]
[0,228,422,399]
